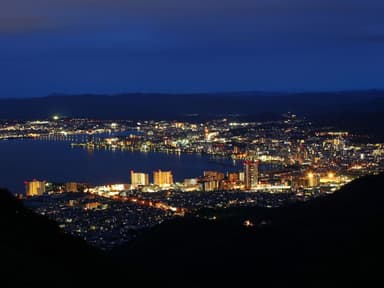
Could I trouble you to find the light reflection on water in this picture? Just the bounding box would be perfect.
[0,139,243,194]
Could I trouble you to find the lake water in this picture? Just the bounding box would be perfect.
[0,139,242,193]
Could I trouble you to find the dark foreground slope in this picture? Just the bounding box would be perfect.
[2,173,384,287]
[0,190,108,287]
[115,173,384,287]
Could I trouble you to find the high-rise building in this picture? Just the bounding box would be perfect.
[25,180,46,196]
[244,160,259,190]
[153,170,174,187]
[131,171,149,188]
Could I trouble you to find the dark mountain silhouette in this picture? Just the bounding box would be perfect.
[0,189,107,287]
[113,173,384,286]
[2,90,384,140]
[2,173,384,287]
[0,90,383,121]
[314,97,384,141]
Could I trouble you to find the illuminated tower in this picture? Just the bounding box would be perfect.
[153,170,174,187]
[25,180,46,196]
[244,160,259,190]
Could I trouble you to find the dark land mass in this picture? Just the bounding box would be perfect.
[1,90,384,140]
[1,173,384,287]
[0,90,381,120]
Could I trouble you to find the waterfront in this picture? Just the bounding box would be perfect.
[0,139,242,193]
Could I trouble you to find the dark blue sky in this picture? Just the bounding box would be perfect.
[1,0,384,98]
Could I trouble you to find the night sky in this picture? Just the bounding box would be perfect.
[1,0,383,98]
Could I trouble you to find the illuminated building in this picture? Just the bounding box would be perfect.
[153,170,174,187]
[65,182,78,192]
[184,178,199,186]
[174,122,185,129]
[183,178,200,192]
[131,171,149,188]
[228,172,245,183]
[226,172,245,190]
[219,180,233,191]
[84,202,102,210]
[228,172,239,182]
[131,171,149,187]
[200,171,225,192]
[203,180,219,192]
[239,172,245,182]
[296,144,309,164]
[203,171,225,181]
[320,172,343,184]
[204,127,209,141]
[25,180,46,196]
[244,160,259,190]
[293,173,321,188]
[86,184,129,196]
[307,172,320,187]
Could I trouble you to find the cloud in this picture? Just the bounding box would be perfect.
[0,17,54,34]
[1,0,384,48]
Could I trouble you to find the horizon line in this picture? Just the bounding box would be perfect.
[2,88,384,100]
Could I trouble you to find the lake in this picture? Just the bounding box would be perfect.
[0,139,243,193]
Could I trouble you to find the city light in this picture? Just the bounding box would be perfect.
[243,220,255,227]
[4,113,383,250]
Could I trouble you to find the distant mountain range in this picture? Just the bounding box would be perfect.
[0,90,383,121]
[2,90,384,141]
[2,173,384,287]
